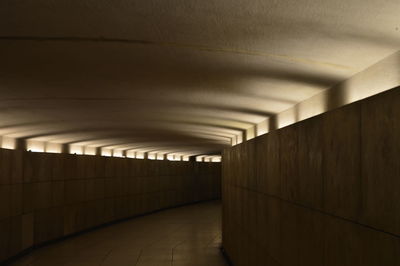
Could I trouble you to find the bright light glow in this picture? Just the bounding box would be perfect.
[84,146,97,155]
[1,136,16,149]
[69,145,83,155]
[126,151,136,158]
[232,133,244,146]
[26,140,45,152]
[156,154,164,160]
[136,152,145,159]
[256,120,269,137]
[113,150,124,158]
[246,127,255,140]
[101,148,112,157]
[211,156,222,162]
[195,155,221,163]
[148,153,156,160]
[45,142,62,153]
[182,156,190,161]
[277,107,297,129]
[167,154,183,161]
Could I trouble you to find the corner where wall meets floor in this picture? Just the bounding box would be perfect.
[0,152,221,264]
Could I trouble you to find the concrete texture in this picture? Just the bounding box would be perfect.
[222,86,400,266]
[1,1,400,151]
[9,201,226,266]
[0,150,221,263]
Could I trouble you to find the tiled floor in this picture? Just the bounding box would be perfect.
[11,201,227,266]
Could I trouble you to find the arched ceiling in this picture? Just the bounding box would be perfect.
[0,0,400,156]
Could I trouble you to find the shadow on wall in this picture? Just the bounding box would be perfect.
[273,50,400,130]
[222,85,400,265]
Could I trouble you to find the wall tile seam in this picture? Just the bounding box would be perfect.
[224,94,367,153]
[0,212,34,223]
[359,102,364,225]
[0,181,24,186]
[225,183,400,240]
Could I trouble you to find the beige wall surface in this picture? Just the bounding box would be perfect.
[0,152,221,263]
[222,86,400,266]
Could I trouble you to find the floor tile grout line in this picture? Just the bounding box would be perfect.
[99,249,113,265]
[134,250,143,266]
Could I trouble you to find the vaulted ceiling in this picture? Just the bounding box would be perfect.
[1,0,399,157]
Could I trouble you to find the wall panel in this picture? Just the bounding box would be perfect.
[222,86,400,266]
[298,116,324,210]
[280,124,299,203]
[323,103,361,221]
[361,88,400,236]
[0,153,221,263]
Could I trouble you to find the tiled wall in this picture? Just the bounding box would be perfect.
[0,152,221,263]
[222,87,400,266]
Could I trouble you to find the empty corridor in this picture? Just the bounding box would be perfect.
[9,201,227,266]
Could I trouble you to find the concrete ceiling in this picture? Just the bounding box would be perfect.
[0,0,399,157]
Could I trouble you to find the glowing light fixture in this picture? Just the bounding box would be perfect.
[69,145,83,155]
[1,136,16,150]
[136,152,145,159]
[101,148,112,157]
[45,142,63,153]
[126,151,136,158]
[84,146,97,155]
[211,156,222,162]
[26,140,45,153]
[113,150,124,158]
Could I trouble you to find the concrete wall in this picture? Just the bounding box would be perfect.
[222,87,400,266]
[0,152,221,263]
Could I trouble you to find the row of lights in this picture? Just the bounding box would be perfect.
[0,137,220,162]
[195,155,222,162]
